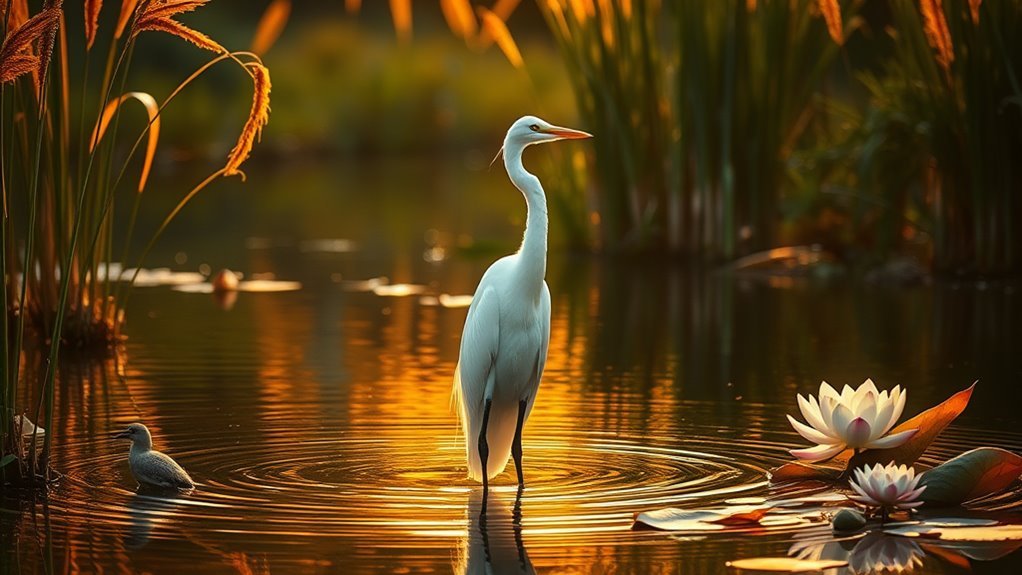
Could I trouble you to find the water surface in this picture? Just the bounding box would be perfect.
[3,159,1022,574]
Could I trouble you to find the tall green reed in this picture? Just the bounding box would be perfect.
[1,0,275,486]
[538,0,855,259]
[855,0,1022,275]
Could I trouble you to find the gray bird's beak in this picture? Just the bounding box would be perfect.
[111,430,130,440]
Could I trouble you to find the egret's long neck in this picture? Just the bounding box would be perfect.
[503,142,547,297]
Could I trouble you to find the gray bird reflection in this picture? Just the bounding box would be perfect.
[455,488,534,575]
[124,490,185,550]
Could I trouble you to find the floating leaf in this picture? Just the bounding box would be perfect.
[888,524,1022,542]
[769,461,842,484]
[919,447,1022,507]
[848,382,976,470]
[726,557,848,571]
[0,454,16,468]
[633,505,770,531]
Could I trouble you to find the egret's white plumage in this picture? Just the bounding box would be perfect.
[453,116,591,485]
[113,423,195,490]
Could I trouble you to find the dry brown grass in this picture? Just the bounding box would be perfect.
[225,62,271,178]
[134,11,224,53]
[2,0,29,30]
[440,0,476,40]
[91,92,160,192]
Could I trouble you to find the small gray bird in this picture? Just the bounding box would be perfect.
[112,423,195,490]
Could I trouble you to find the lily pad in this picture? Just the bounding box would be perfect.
[887,524,1022,541]
[726,557,848,571]
[769,462,843,484]
[918,447,1022,507]
[633,504,771,531]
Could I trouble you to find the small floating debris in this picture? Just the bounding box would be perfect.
[419,294,473,308]
[372,283,427,297]
[886,523,1022,541]
[726,557,848,572]
[831,508,867,533]
[212,269,240,293]
[172,279,301,294]
[121,267,207,287]
[299,238,357,253]
[342,276,388,292]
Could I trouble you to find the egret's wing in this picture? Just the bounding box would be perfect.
[453,285,501,420]
[524,282,551,418]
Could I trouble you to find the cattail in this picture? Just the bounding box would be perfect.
[389,0,411,43]
[478,7,522,68]
[250,0,290,56]
[224,63,271,179]
[817,0,843,45]
[115,0,139,38]
[920,0,953,74]
[85,0,102,49]
[968,0,981,24]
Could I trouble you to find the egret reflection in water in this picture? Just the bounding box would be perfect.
[125,491,185,549]
[457,488,534,575]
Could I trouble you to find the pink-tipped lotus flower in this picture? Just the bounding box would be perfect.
[787,379,918,462]
[849,462,926,517]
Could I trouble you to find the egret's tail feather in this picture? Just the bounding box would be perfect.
[454,364,517,482]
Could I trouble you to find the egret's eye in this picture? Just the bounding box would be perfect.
[529,124,540,132]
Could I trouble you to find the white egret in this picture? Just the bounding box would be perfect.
[453,116,592,488]
[112,423,195,489]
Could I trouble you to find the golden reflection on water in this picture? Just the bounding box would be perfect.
[5,223,1022,573]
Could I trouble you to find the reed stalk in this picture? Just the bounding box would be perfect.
[537,0,855,259]
[1,0,273,486]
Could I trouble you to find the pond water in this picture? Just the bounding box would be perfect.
[3,159,1022,574]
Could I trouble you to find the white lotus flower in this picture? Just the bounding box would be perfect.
[849,462,926,514]
[787,379,918,462]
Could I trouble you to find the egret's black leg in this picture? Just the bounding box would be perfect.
[478,398,493,493]
[512,399,528,487]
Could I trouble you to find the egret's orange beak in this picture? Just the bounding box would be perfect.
[542,125,593,139]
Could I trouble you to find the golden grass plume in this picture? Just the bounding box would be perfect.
[85,0,102,49]
[224,62,271,179]
[817,0,843,45]
[250,0,290,56]
[478,6,522,68]
[133,1,224,53]
[90,92,161,192]
[920,0,953,74]
[0,53,36,84]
